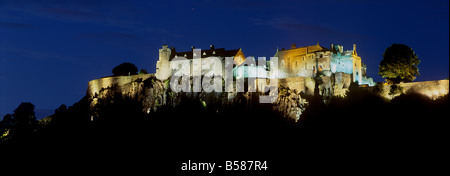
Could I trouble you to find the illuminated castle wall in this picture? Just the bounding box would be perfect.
[154,43,375,97]
[156,45,245,80]
[275,43,374,86]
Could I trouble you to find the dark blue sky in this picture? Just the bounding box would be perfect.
[0,0,448,118]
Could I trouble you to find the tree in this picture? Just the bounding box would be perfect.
[1,114,13,140]
[379,44,420,84]
[1,114,13,127]
[55,104,67,114]
[112,62,138,76]
[11,102,37,141]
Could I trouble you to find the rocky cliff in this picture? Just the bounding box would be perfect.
[86,74,306,121]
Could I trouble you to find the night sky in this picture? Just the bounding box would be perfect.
[0,0,448,119]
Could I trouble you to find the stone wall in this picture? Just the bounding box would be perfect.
[87,74,154,100]
[85,73,448,124]
[278,73,353,96]
[86,75,307,121]
[279,77,306,93]
[380,80,449,99]
[87,74,158,110]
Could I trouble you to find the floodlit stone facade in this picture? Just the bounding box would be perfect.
[156,45,245,81]
[273,43,375,96]
[275,43,374,86]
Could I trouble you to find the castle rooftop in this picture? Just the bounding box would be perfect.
[169,45,241,60]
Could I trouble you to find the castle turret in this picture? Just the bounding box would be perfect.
[156,45,171,80]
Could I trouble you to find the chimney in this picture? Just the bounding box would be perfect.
[291,44,296,49]
[353,44,356,51]
[210,44,215,49]
[330,43,334,52]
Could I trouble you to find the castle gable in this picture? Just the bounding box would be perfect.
[169,45,241,60]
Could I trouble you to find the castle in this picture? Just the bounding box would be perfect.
[85,43,449,121]
[155,43,375,97]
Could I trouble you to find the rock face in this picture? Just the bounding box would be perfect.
[273,85,305,122]
[86,74,307,121]
[86,74,449,122]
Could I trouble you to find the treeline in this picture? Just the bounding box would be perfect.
[1,85,448,145]
[1,84,447,149]
[1,84,447,174]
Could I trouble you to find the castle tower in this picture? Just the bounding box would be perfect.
[352,44,357,56]
[156,45,172,80]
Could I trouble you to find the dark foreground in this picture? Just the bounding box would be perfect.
[1,91,448,175]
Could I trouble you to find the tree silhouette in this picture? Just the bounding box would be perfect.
[379,44,420,84]
[112,62,138,76]
[55,104,67,114]
[1,114,13,126]
[11,102,37,142]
